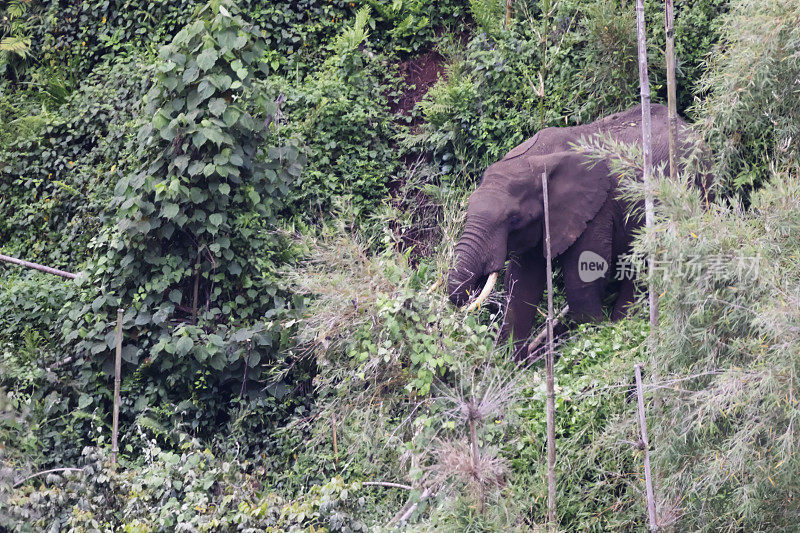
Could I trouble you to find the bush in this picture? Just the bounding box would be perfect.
[632,162,800,529]
[1,442,369,531]
[43,0,306,463]
[411,0,726,188]
[364,0,468,56]
[0,55,153,269]
[510,321,650,529]
[696,0,800,194]
[275,8,404,221]
[14,0,354,82]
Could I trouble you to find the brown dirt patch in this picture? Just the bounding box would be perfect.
[390,50,445,116]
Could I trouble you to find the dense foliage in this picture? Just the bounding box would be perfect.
[2,0,798,530]
[64,0,303,416]
[640,168,800,529]
[697,0,800,194]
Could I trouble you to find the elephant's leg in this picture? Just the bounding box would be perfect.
[610,276,637,320]
[501,250,546,356]
[559,199,615,323]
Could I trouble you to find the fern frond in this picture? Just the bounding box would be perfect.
[363,0,397,20]
[1,35,31,58]
[6,0,31,20]
[468,0,504,37]
[353,5,371,34]
[136,415,170,438]
[332,6,372,54]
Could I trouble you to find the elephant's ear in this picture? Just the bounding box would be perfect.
[529,151,613,257]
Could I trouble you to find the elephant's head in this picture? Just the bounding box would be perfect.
[447,150,612,308]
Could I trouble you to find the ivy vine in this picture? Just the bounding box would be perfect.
[61,0,304,422]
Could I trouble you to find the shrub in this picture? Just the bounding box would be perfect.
[630,161,800,528]
[0,55,153,269]
[16,0,353,82]
[411,0,726,187]
[275,10,403,221]
[696,0,800,194]
[54,0,304,457]
[510,321,650,529]
[1,443,369,531]
[364,0,468,56]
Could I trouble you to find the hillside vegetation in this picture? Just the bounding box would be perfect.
[1,0,798,530]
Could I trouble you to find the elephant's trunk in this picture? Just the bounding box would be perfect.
[447,223,499,307]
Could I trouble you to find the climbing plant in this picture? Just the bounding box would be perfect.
[60,0,304,439]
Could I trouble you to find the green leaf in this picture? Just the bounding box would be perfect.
[176,336,194,356]
[162,203,179,219]
[209,213,223,226]
[202,126,227,145]
[192,130,207,148]
[207,334,225,347]
[210,74,232,91]
[208,98,227,116]
[91,295,106,312]
[219,183,230,195]
[196,48,218,71]
[169,289,183,304]
[197,79,215,100]
[218,30,237,50]
[209,352,226,371]
[78,394,93,409]
[233,35,248,50]
[183,66,199,84]
[222,107,240,127]
[188,161,205,176]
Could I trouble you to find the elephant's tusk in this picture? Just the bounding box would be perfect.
[465,272,498,312]
[426,277,442,295]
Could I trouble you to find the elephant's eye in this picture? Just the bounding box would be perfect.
[507,213,523,229]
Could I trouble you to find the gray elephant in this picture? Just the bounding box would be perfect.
[447,104,711,355]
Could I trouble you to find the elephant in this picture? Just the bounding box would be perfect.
[446,104,711,356]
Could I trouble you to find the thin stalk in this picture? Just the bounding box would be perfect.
[635,0,660,407]
[469,412,485,513]
[635,364,658,531]
[665,0,678,182]
[542,171,557,530]
[333,414,339,463]
[112,308,123,467]
[538,0,551,129]
[240,338,251,398]
[192,254,200,322]
[527,305,569,357]
[362,481,414,490]
[13,468,84,488]
[0,253,77,279]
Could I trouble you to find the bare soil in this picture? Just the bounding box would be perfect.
[390,50,445,117]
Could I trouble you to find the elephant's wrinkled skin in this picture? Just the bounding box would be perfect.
[447,104,711,354]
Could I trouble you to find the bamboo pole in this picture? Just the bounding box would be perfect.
[505,0,513,27]
[332,414,338,463]
[0,253,77,279]
[541,171,557,530]
[635,364,658,531]
[665,0,678,182]
[111,308,123,467]
[635,0,660,407]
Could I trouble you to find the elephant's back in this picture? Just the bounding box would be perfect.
[501,105,673,162]
[501,127,581,161]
